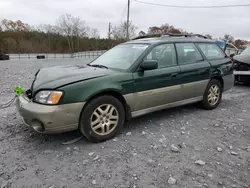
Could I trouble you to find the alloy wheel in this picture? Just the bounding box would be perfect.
[90,104,119,136]
[207,85,220,106]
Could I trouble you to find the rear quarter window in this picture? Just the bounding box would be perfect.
[197,43,225,60]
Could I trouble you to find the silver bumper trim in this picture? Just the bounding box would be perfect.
[15,95,85,134]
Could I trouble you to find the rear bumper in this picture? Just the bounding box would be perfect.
[15,95,85,134]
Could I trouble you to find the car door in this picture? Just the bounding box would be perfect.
[175,42,211,100]
[132,43,182,112]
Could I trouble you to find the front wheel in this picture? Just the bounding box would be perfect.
[79,95,125,143]
[200,79,222,110]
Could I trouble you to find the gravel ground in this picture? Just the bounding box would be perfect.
[0,59,250,188]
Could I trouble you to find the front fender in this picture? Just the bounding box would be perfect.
[84,84,124,102]
[59,81,124,104]
[58,72,134,104]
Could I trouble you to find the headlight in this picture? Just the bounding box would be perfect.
[34,91,63,105]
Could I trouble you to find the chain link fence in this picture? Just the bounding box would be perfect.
[6,48,244,61]
[7,50,107,60]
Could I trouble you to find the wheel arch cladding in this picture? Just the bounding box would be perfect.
[211,76,224,89]
[211,69,224,89]
[81,90,132,122]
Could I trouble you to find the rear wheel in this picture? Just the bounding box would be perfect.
[200,79,222,110]
[79,95,125,143]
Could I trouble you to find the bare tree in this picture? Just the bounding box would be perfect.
[38,24,57,51]
[0,23,5,54]
[221,34,234,43]
[111,21,137,40]
[56,14,87,54]
[72,17,88,51]
[1,19,28,53]
[89,28,100,39]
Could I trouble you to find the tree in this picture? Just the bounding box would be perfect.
[111,21,137,40]
[221,34,234,43]
[148,23,181,35]
[38,24,58,51]
[56,14,87,53]
[234,39,248,49]
[1,17,250,54]
[89,28,100,39]
[0,23,5,54]
[1,19,28,53]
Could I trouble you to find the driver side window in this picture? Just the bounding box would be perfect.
[145,44,177,68]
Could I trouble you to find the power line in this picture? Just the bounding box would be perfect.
[134,0,250,9]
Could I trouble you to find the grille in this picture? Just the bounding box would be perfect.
[234,60,250,71]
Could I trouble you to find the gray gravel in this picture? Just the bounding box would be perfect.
[1,59,250,188]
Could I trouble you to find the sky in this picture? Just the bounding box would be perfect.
[1,0,250,40]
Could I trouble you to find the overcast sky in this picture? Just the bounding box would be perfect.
[1,0,250,40]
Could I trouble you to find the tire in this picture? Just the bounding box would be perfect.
[79,95,125,143]
[200,79,223,110]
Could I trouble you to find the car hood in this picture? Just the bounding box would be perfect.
[31,65,115,94]
[233,54,250,64]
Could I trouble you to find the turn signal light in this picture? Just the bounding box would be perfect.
[47,92,63,104]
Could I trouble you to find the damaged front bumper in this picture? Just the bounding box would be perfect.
[15,94,85,134]
[233,60,250,84]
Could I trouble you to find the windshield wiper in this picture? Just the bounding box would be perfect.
[87,64,108,69]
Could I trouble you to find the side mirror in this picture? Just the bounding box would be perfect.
[140,60,158,70]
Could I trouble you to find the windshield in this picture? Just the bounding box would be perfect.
[89,43,149,70]
[241,46,250,55]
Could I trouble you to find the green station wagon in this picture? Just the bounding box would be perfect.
[16,34,234,142]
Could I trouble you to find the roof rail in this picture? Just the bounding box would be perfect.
[192,34,207,39]
[131,33,208,40]
[131,34,162,40]
[161,33,208,39]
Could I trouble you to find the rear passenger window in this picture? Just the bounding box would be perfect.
[145,43,177,68]
[176,43,203,65]
[197,43,225,59]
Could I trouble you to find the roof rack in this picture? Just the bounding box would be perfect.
[131,34,162,40]
[131,33,208,40]
[161,33,208,39]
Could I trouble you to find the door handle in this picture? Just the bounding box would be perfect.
[171,73,178,77]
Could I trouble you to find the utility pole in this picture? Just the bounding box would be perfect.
[126,0,130,40]
[108,22,111,39]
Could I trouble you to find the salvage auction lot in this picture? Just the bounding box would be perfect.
[1,59,250,188]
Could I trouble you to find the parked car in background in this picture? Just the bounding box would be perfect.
[216,40,242,57]
[0,54,10,60]
[233,46,250,84]
[16,34,234,143]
